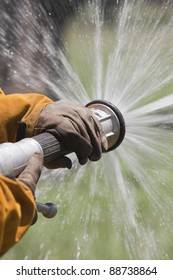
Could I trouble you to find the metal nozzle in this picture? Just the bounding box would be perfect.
[86,100,125,151]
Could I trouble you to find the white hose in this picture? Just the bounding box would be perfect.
[0,138,43,177]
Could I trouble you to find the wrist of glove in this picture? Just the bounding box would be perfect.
[33,100,108,167]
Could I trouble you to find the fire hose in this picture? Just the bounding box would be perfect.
[0,100,125,219]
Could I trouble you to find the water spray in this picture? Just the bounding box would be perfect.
[0,99,125,219]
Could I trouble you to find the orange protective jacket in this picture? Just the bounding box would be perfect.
[0,89,52,256]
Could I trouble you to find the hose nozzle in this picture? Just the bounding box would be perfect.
[86,100,125,151]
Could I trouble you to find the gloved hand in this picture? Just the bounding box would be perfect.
[18,153,43,195]
[33,100,108,167]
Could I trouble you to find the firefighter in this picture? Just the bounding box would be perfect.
[0,89,107,256]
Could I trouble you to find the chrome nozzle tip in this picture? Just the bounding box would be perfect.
[86,99,125,151]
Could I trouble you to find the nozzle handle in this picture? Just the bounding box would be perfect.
[33,133,69,165]
[36,201,58,218]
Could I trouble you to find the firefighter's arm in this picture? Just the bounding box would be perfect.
[0,176,35,257]
[0,88,53,143]
[0,153,43,257]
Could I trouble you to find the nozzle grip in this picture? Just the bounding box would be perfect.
[33,133,69,164]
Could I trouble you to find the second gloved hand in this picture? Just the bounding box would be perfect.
[17,153,43,195]
[33,100,108,167]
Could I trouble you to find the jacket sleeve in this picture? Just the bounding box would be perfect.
[0,88,53,143]
[0,175,36,257]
